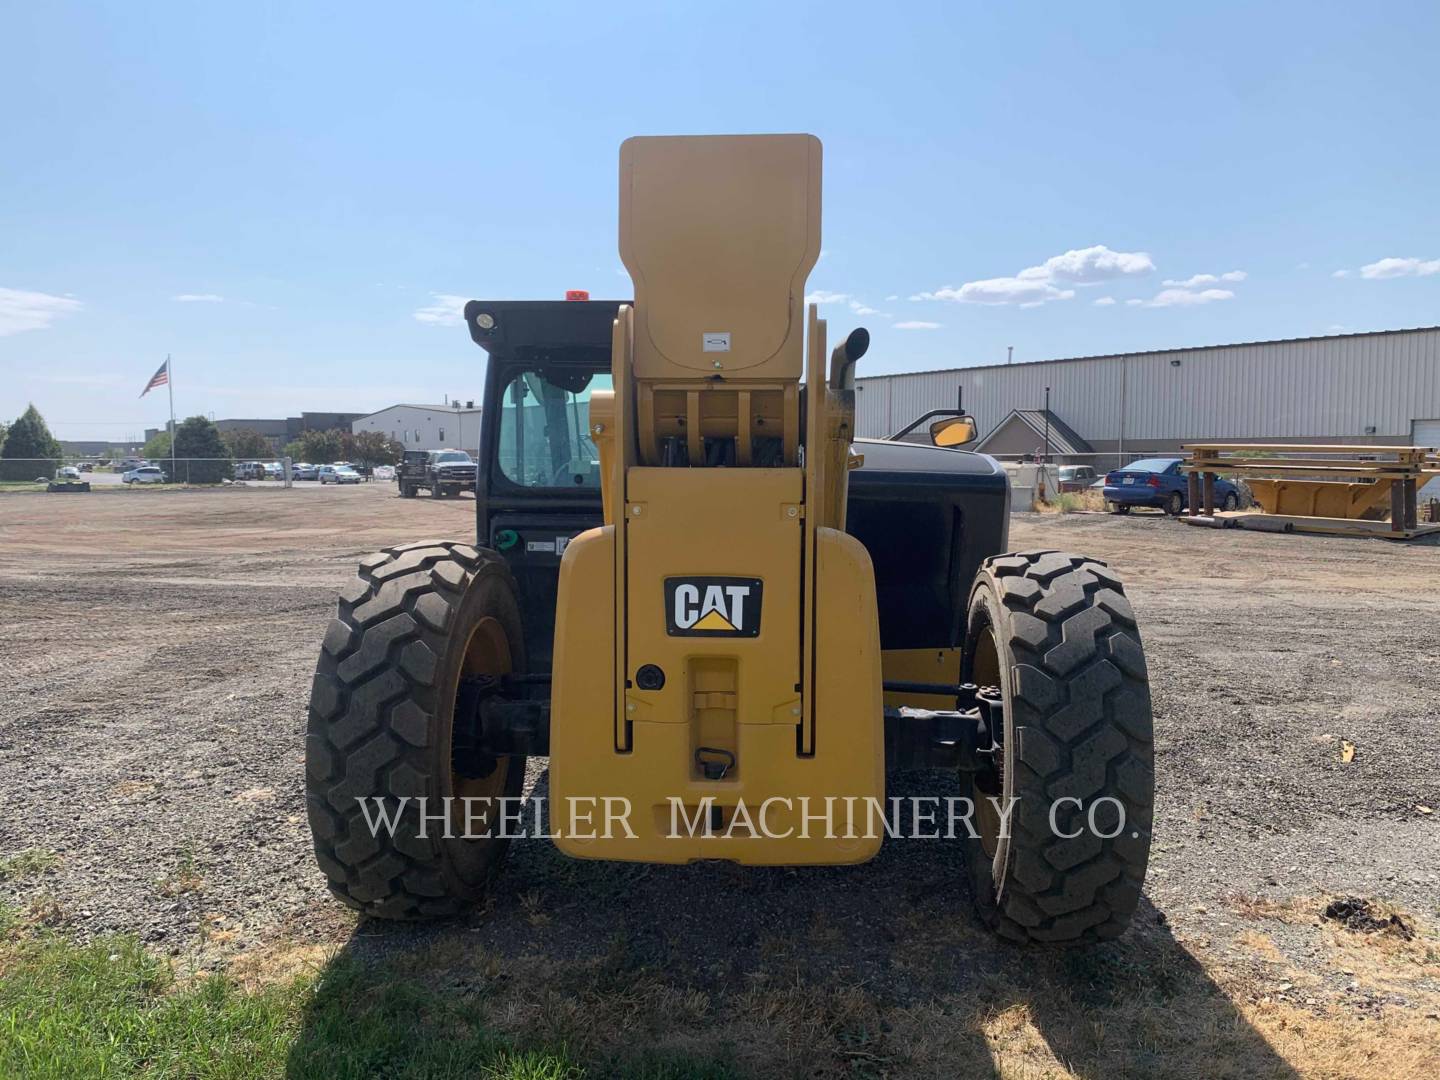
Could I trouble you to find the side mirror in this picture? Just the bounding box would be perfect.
[929,416,977,448]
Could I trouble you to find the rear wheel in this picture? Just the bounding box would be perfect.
[1107,501,1129,515]
[1164,491,1184,516]
[1222,492,1239,512]
[961,550,1154,944]
[306,541,527,919]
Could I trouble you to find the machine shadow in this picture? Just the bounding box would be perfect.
[286,770,1298,1079]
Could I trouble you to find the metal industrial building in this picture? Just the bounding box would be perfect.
[351,402,482,453]
[855,326,1440,469]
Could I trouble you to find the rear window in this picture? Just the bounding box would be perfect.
[1120,458,1180,474]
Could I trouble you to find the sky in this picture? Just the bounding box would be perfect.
[2,1,1438,442]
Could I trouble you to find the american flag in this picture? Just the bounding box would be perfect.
[140,358,169,398]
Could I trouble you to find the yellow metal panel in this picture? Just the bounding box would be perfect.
[624,468,802,730]
[549,498,883,865]
[550,525,617,807]
[619,135,821,380]
[882,648,964,710]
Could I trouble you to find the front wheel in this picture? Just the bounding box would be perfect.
[305,541,528,919]
[961,550,1154,944]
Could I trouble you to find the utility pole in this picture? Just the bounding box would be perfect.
[1007,345,1013,365]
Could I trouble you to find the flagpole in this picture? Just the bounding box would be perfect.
[167,354,176,483]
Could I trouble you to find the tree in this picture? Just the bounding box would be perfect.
[291,428,345,464]
[222,428,273,460]
[347,430,403,468]
[0,404,63,480]
[142,431,172,461]
[170,415,229,484]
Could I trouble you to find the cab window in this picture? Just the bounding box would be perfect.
[496,369,611,488]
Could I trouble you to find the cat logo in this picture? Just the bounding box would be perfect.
[664,577,763,637]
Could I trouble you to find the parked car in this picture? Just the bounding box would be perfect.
[1055,464,1098,492]
[123,465,166,485]
[57,466,81,481]
[291,462,318,481]
[318,464,361,485]
[263,461,283,479]
[372,464,395,481]
[1103,457,1240,515]
[77,462,93,473]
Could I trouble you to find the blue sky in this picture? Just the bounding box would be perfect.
[2,1,1437,441]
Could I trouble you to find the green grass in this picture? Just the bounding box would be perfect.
[0,849,59,881]
[0,909,733,1079]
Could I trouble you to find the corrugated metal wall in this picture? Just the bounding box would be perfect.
[856,328,1440,443]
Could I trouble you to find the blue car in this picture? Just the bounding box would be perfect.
[1103,457,1240,515]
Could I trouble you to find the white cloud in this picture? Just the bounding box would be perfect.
[0,287,82,337]
[884,294,899,301]
[1332,269,1352,279]
[913,244,1151,308]
[1161,270,1246,287]
[1017,245,1155,285]
[805,290,849,305]
[914,278,1076,306]
[1125,299,1144,306]
[1093,296,1117,306]
[413,293,470,326]
[850,303,881,316]
[172,293,225,303]
[1133,287,1235,308]
[1358,256,1440,280]
[894,320,942,330]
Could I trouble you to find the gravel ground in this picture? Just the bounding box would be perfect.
[2,485,1437,1072]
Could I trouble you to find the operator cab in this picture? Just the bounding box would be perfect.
[468,299,621,671]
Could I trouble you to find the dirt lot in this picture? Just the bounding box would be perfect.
[2,485,1438,1077]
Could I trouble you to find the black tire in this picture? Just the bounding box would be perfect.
[1107,501,1130,515]
[961,550,1153,944]
[1164,491,1184,516]
[431,483,444,499]
[1222,492,1238,512]
[399,484,415,499]
[306,541,528,919]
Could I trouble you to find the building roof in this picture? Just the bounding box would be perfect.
[860,324,1440,380]
[975,409,1093,456]
[354,403,483,421]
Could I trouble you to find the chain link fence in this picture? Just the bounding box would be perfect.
[0,457,396,486]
